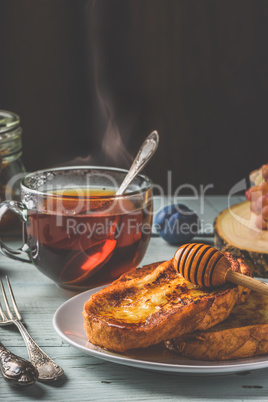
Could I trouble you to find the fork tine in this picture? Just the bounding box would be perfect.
[0,299,7,321]
[0,279,14,320]
[5,276,22,320]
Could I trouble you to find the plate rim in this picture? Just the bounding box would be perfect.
[53,280,268,375]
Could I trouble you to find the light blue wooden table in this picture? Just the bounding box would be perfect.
[0,196,267,402]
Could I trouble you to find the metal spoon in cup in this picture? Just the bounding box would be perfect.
[116,130,159,195]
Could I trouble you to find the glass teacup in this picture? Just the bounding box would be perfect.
[0,166,153,290]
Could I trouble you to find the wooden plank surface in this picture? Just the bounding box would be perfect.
[0,196,267,401]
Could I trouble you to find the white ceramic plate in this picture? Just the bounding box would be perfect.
[53,282,268,375]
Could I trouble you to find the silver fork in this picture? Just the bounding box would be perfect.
[0,276,64,382]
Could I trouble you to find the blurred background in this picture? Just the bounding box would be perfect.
[0,0,268,194]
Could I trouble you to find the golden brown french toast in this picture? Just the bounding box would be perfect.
[83,252,251,352]
[165,290,268,360]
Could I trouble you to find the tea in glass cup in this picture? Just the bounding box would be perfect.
[0,167,153,290]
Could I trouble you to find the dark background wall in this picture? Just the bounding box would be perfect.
[0,0,268,194]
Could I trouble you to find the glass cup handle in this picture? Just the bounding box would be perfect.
[0,201,32,263]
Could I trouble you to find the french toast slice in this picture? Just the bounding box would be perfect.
[165,290,268,360]
[83,252,251,352]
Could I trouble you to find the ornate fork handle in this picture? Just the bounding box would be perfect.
[14,320,64,382]
[0,342,37,386]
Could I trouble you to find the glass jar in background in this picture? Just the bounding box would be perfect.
[0,110,26,231]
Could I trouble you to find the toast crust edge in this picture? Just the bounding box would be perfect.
[165,324,268,361]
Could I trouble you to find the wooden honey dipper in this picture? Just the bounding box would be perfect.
[173,243,268,295]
